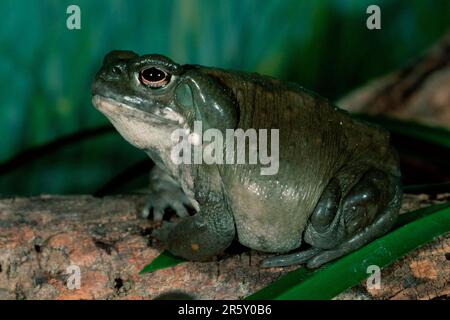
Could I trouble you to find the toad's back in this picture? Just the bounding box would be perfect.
[199,67,400,252]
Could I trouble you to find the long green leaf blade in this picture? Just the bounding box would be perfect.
[246,202,450,300]
[139,250,185,274]
[354,115,450,149]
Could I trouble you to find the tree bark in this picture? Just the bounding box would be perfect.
[338,29,450,130]
[0,193,448,300]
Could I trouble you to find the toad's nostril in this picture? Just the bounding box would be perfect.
[112,66,121,74]
[96,67,116,82]
[96,68,107,81]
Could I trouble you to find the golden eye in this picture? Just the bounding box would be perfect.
[139,67,171,88]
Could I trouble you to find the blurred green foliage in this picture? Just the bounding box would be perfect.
[0,0,449,195]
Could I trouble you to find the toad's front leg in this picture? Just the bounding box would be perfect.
[154,191,236,261]
[142,165,195,220]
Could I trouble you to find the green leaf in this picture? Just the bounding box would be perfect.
[354,114,450,149]
[246,202,450,300]
[139,250,186,274]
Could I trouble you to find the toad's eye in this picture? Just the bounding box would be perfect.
[139,67,171,88]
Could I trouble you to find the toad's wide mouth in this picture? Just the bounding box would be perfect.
[92,95,180,124]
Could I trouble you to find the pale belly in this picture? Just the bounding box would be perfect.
[227,181,308,253]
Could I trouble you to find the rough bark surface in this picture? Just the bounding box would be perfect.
[338,29,450,130]
[0,193,448,300]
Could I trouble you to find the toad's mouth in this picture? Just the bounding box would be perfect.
[92,95,184,125]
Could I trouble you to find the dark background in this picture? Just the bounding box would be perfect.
[1,0,449,195]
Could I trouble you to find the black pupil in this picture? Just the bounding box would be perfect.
[142,67,166,82]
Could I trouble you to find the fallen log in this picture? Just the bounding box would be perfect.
[0,193,448,300]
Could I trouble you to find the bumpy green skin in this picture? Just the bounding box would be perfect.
[92,51,402,268]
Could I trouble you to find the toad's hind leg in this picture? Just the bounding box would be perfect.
[261,178,342,268]
[305,177,401,268]
[262,168,402,268]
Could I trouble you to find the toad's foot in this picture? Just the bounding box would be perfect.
[151,221,176,243]
[142,166,195,220]
[261,247,322,268]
